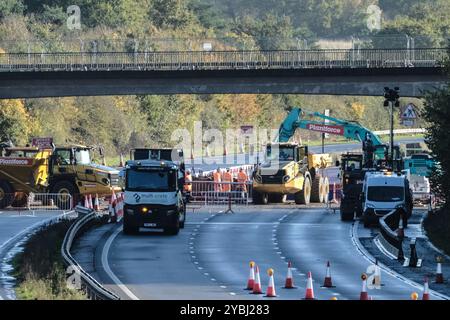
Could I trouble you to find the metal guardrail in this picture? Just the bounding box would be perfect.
[0,48,447,72]
[61,205,120,300]
[373,128,427,136]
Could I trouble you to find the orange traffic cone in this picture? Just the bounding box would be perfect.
[422,277,430,300]
[360,273,369,300]
[89,194,94,209]
[252,265,263,294]
[84,195,89,208]
[265,268,277,297]
[284,261,296,289]
[304,272,315,300]
[93,194,100,211]
[322,261,334,288]
[436,258,444,284]
[245,261,255,290]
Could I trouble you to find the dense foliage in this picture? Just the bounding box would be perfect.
[0,1,446,157]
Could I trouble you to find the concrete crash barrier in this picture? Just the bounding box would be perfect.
[61,205,120,300]
[379,209,422,267]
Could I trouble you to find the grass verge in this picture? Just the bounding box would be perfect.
[11,220,86,300]
[423,205,450,256]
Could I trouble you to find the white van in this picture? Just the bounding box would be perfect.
[361,171,413,228]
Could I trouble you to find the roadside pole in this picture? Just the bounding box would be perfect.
[384,87,400,168]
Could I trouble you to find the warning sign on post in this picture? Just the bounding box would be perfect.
[32,137,53,149]
[401,104,418,119]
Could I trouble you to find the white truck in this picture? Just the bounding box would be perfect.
[122,159,186,235]
[361,171,413,228]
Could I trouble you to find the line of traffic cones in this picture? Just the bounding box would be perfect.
[83,194,100,211]
[284,262,296,289]
[422,277,430,300]
[435,257,444,284]
[360,273,369,300]
[322,261,335,288]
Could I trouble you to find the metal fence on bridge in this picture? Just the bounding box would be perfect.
[0,48,447,72]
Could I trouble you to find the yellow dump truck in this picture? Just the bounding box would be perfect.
[0,144,121,209]
[252,143,331,205]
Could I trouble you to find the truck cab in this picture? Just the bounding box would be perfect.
[361,171,413,228]
[123,160,186,235]
[339,153,365,221]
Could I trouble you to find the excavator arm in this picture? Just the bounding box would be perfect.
[277,107,384,146]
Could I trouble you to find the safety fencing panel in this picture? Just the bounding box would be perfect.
[190,181,252,207]
[0,193,73,212]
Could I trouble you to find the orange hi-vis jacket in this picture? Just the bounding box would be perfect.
[237,171,248,191]
[184,173,192,192]
[222,171,233,192]
[213,171,222,192]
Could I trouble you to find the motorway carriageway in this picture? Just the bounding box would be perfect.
[94,207,443,300]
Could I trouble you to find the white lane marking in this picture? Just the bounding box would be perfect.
[102,226,140,300]
[373,237,397,260]
[186,222,328,226]
[351,221,449,300]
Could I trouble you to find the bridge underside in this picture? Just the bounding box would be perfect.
[0,67,446,98]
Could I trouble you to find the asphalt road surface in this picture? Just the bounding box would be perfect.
[0,210,67,300]
[97,206,442,300]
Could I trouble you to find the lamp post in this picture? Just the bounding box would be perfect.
[383,87,400,167]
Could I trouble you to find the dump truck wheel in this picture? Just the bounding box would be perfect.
[269,193,287,203]
[295,176,311,205]
[310,176,322,203]
[252,190,268,205]
[0,180,13,209]
[50,181,77,210]
[11,193,28,208]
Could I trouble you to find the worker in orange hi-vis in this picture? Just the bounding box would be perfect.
[222,168,233,192]
[184,170,193,193]
[237,167,248,192]
[213,168,222,192]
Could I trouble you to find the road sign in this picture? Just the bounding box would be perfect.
[32,137,53,149]
[306,123,344,136]
[401,104,418,119]
[240,125,254,135]
[401,119,415,127]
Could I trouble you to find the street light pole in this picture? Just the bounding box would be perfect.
[384,87,400,168]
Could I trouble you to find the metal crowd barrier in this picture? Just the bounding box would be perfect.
[0,48,446,72]
[61,206,120,300]
[190,181,252,206]
[0,193,73,212]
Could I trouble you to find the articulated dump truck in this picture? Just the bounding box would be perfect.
[0,145,121,209]
[252,143,332,205]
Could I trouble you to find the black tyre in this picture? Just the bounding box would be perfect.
[310,176,322,203]
[123,223,139,235]
[261,193,269,205]
[252,189,264,204]
[269,193,287,203]
[165,220,180,235]
[11,194,28,208]
[295,176,311,205]
[0,180,13,209]
[50,180,77,210]
[340,210,354,221]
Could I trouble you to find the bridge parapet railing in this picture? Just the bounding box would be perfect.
[0,48,447,72]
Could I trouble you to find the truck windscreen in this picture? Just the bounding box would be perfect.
[367,186,404,202]
[266,146,295,161]
[126,169,176,192]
